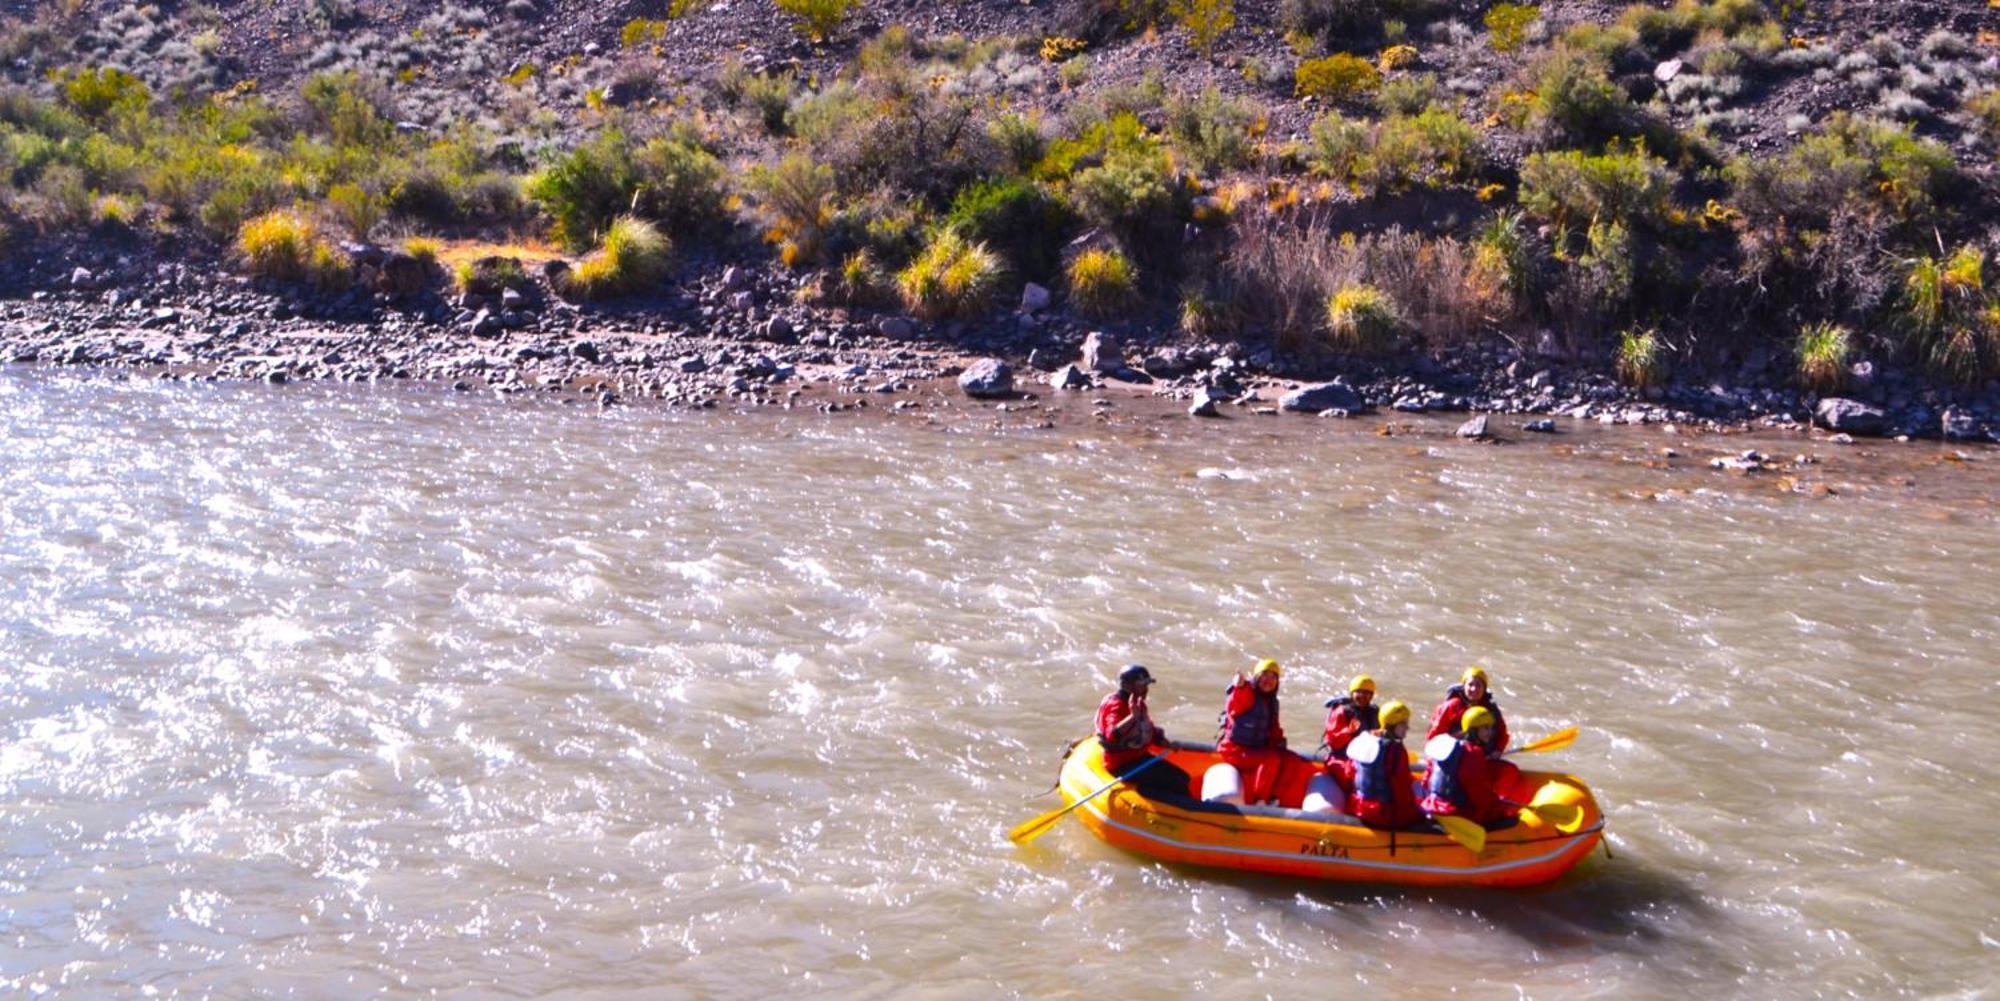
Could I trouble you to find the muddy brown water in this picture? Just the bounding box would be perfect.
[3,368,1996,998]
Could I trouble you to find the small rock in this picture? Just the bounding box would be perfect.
[468,309,501,338]
[1522,418,1556,433]
[957,358,1014,399]
[878,316,914,339]
[763,315,795,343]
[1279,381,1363,414]
[1814,397,1886,435]
[1456,414,1490,439]
[728,291,756,312]
[1655,58,1684,83]
[500,287,527,311]
[1941,406,1980,441]
[572,341,600,363]
[721,266,751,291]
[1080,331,1122,373]
[70,267,95,288]
[1188,389,1223,418]
[1020,282,1051,313]
[1049,363,1093,390]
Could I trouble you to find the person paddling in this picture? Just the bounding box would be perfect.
[1345,700,1423,830]
[1419,706,1519,827]
[1322,675,1380,761]
[1427,666,1510,755]
[1095,664,1187,799]
[1218,659,1312,806]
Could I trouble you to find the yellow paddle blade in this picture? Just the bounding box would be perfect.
[1515,726,1580,755]
[1522,801,1584,833]
[1434,814,1486,854]
[1008,804,1071,845]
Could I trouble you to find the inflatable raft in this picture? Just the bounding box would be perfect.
[1055,740,1605,888]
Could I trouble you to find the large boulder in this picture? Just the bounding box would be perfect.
[957,358,1014,399]
[1813,397,1886,435]
[1279,381,1364,414]
[1080,331,1122,373]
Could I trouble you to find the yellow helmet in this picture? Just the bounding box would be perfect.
[1379,700,1411,728]
[1461,706,1496,732]
[1462,665,1489,686]
[1255,658,1282,677]
[1349,675,1376,694]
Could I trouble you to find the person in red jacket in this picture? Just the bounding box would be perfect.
[1094,664,1188,799]
[1345,700,1423,829]
[1217,659,1314,806]
[1419,706,1520,826]
[1321,674,1380,761]
[1427,665,1510,755]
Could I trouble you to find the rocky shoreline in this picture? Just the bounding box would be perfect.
[6,251,2000,446]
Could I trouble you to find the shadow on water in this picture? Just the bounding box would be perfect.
[1164,846,1735,963]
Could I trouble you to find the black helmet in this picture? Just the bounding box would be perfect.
[1118,664,1155,687]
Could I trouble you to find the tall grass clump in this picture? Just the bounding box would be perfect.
[566,216,672,300]
[1795,321,1852,392]
[1067,247,1139,317]
[898,231,1004,319]
[1901,246,2000,384]
[1614,327,1666,388]
[237,209,350,289]
[1324,284,1403,355]
[1519,144,1672,230]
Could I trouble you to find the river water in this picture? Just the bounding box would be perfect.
[2,367,1996,998]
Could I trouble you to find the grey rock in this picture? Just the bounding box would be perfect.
[469,309,502,338]
[1522,418,1557,433]
[500,287,526,311]
[1142,350,1190,378]
[1050,363,1093,390]
[572,341,600,363]
[1813,397,1887,435]
[141,308,178,329]
[1020,282,1051,313]
[70,267,95,288]
[677,356,708,373]
[1189,389,1222,418]
[1942,406,1980,441]
[763,315,795,343]
[1080,331,1122,373]
[1655,58,1684,82]
[721,266,751,291]
[1279,381,1364,414]
[1456,414,1490,439]
[957,358,1014,399]
[728,291,756,312]
[878,316,915,339]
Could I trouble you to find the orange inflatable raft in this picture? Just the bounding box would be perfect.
[1055,740,1605,888]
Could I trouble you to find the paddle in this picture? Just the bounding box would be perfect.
[1508,726,1579,756]
[1434,814,1486,853]
[1008,752,1170,846]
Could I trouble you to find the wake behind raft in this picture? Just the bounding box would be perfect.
[1032,739,1605,888]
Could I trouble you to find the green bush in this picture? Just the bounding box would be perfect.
[1168,0,1236,57]
[59,67,150,123]
[1278,0,1405,43]
[1519,144,1672,230]
[527,127,725,251]
[1164,87,1258,174]
[1485,3,1539,53]
[1969,90,2000,145]
[324,182,381,239]
[1066,115,1178,242]
[1324,284,1403,354]
[621,18,670,47]
[775,0,858,42]
[944,178,1073,281]
[1310,108,1481,195]
[1728,114,1956,228]
[1795,321,1852,392]
[566,216,672,300]
[1067,247,1140,316]
[299,71,393,150]
[749,153,837,267]
[898,230,1005,319]
[1295,53,1381,101]
[987,113,1048,174]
